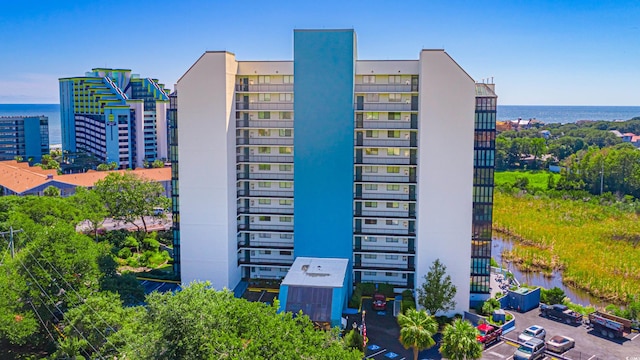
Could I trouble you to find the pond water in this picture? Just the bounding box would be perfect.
[492,235,607,307]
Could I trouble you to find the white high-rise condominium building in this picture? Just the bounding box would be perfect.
[176,29,497,313]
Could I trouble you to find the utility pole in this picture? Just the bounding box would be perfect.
[0,227,23,259]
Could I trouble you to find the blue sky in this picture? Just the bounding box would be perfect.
[1,0,639,105]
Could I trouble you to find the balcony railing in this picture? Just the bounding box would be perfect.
[355,84,414,93]
[356,175,416,183]
[356,103,413,111]
[357,192,412,201]
[236,120,293,129]
[238,258,294,266]
[354,245,414,254]
[357,138,414,147]
[356,227,414,236]
[235,84,293,92]
[354,263,415,271]
[358,278,411,287]
[238,224,293,231]
[355,209,414,218]
[237,155,293,163]
[238,240,294,249]
[357,156,414,165]
[236,102,293,111]
[237,189,293,198]
[238,206,294,215]
[237,172,294,180]
[360,121,416,130]
[237,137,293,146]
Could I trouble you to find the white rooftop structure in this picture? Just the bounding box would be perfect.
[281,257,348,288]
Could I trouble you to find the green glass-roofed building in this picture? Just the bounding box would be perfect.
[59,68,170,169]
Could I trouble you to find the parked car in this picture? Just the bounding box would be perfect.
[518,325,546,342]
[514,338,546,360]
[546,335,575,353]
[372,293,387,311]
[476,323,502,347]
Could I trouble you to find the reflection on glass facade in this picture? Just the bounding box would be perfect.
[471,85,496,294]
[168,90,180,279]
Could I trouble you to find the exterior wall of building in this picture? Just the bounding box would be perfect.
[0,116,49,163]
[416,50,475,315]
[60,80,76,152]
[178,52,240,290]
[293,30,355,263]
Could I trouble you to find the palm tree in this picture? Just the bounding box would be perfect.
[439,318,483,360]
[397,308,438,360]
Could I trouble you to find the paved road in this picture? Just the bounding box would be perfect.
[78,215,172,233]
[481,307,640,359]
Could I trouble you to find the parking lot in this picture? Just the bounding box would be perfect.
[481,307,640,360]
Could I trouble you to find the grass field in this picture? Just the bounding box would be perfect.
[493,192,640,304]
[494,170,561,189]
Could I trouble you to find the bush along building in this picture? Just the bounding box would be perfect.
[60,68,169,169]
[176,29,497,324]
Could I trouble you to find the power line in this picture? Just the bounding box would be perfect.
[27,299,56,343]
[15,254,104,359]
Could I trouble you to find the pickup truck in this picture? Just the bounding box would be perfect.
[476,323,502,347]
[539,304,583,325]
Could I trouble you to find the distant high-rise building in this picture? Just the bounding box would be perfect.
[0,115,49,163]
[177,29,497,312]
[59,68,169,169]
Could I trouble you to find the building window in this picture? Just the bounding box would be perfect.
[364,219,377,225]
[258,181,271,188]
[259,267,272,271]
[258,129,271,136]
[363,271,377,276]
[258,199,271,205]
[280,112,292,119]
[260,233,271,238]
[388,75,401,84]
[280,199,293,206]
[387,148,400,156]
[388,94,402,102]
[365,130,379,138]
[279,147,292,154]
[279,164,292,172]
[387,130,400,138]
[280,250,292,256]
[258,147,270,154]
[365,148,378,155]
[259,93,271,102]
[386,202,399,208]
[283,75,293,84]
[258,75,270,84]
[386,237,399,243]
[258,164,271,171]
[279,182,292,188]
[364,254,377,259]
[387,166,400,173]
[364,202,377,208]
[366,93,379,102]
[387,184,400,191]
[259,216,271,221]
[364,184,378,190]
[363,166,378,173]
[386,272,395,277]
[386,219,399,226]
[258,111,271,119]
[279,93,292,102]
[363,75,376,84]
[388,112,401,120]
[279,216,292,222]
[365,112,379,120]
[279,129,292,137]
[364,236,377,242]
[280,234,293,239]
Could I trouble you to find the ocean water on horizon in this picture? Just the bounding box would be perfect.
[498,105,640,124]
[1,104,639,146]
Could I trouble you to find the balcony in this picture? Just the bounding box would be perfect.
[355,84,414,93]
[357,192,412,201]
[356,103,413,111]
[237,172,293,181]
[236,155,293,163]
[236,102,293,111]
[356,138,414,147]
[237,137,293,146]
[354,263,415,272]
[238,223,293,232]
[237,258,294,267]
[237,206,294,215]
[236,120,293,129]
[354,245,414,254]
[356,175,416,183]
[356,227,415,236]
[237,189,293,198]
[355,209,414,218]
[357,156,414,165]
[360,120,416,130]
[237,240,293,249]
[235,84,293,92]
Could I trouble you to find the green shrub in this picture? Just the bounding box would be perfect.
[540,287,566,305]
[376,283,394,297]
[143,237,160,252]
[401,298,416,313]
[481,298,501,316]
[126,256,139,267]
[401,289,413,298]
[349,287,363,309]
[359,283,376,296]
[117,247,132,259]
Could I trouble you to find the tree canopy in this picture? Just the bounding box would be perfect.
[417,259,457,316]
[398,308,438,360]
[439,319,482,360]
